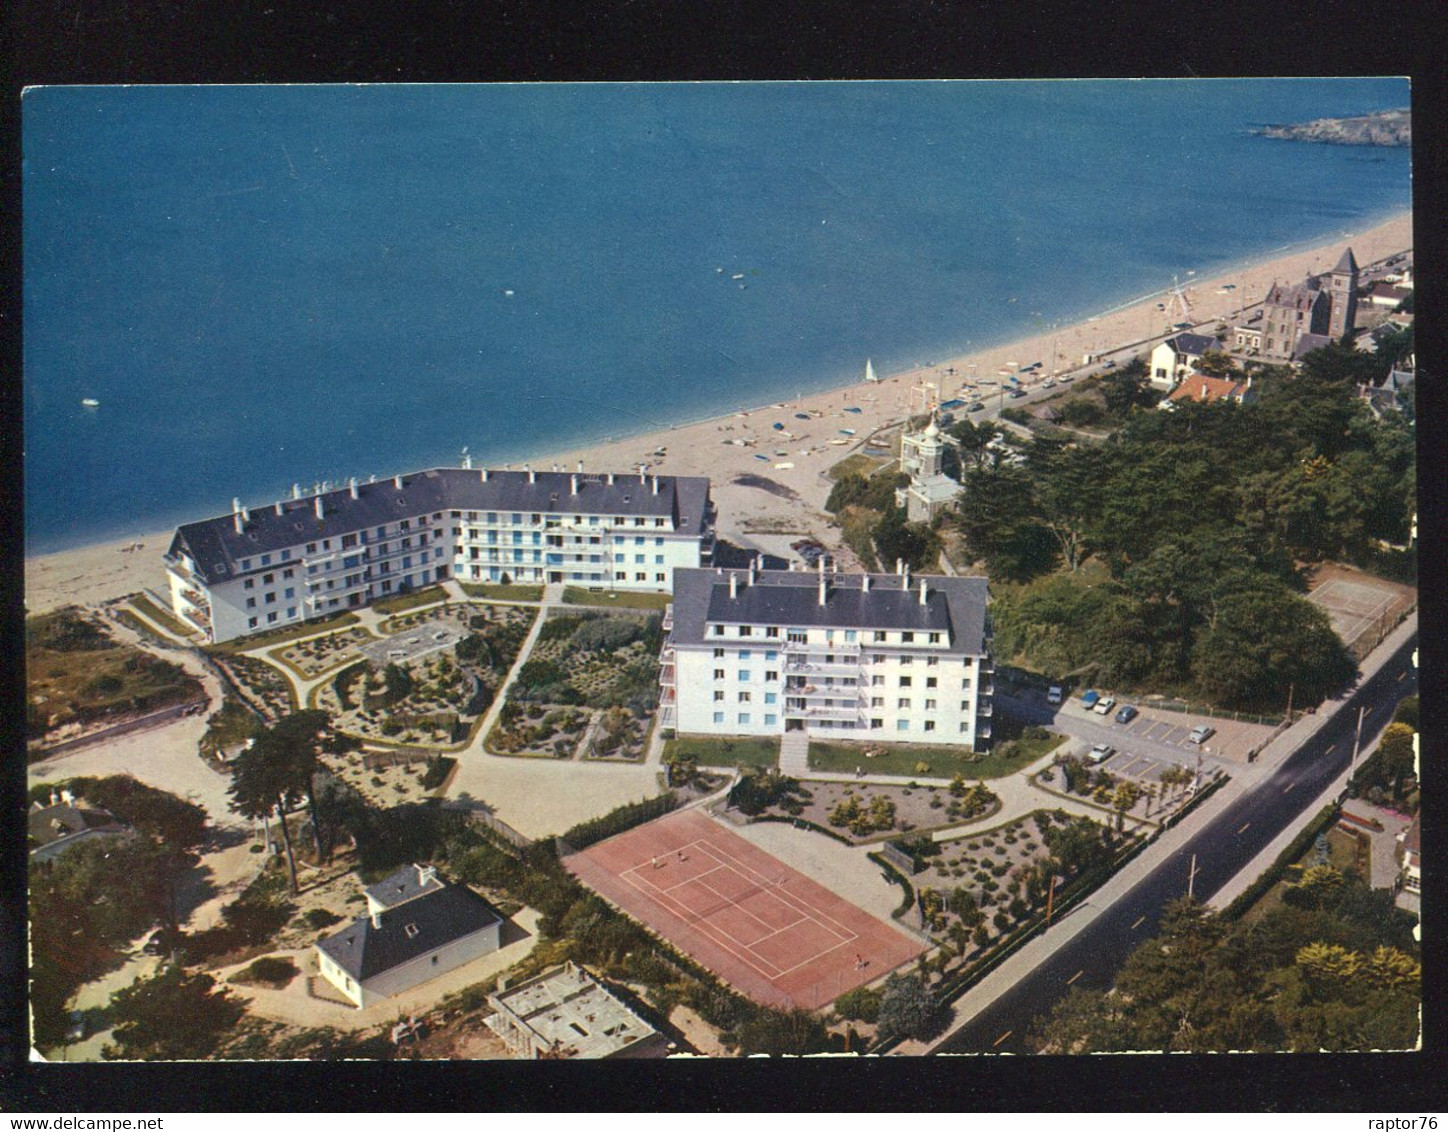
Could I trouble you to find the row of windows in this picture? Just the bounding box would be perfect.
[709,624,944,645]
[457,511,670,529]
[712,669,781,682]
[705,713,973,734]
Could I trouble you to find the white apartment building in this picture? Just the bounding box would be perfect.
[660,564,993,748]
[165,466,714,642]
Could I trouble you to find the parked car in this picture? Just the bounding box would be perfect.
[1115,704,1139,724]
[968,402,986,413]
[1189,724,1215,745]
[1081,690,1100,708]
[1088,743,1116,763]
[1047,685,1063,705]
[1093,696,1116,715]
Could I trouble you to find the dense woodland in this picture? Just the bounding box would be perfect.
[950,345,1414,709]
[1030,879,1420,1053]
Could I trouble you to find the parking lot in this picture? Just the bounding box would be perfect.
[1049,695,1277,767]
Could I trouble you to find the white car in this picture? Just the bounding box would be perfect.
[1088,743,1115,763]
[1093,696,1116,715]
[1189,724,1215,745]
[1047,685,1063,705]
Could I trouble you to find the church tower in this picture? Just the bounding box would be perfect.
[1327,246,1359,341]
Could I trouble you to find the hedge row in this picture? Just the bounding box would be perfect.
[750,814,854,846]
[867,851,917,919]
[1221,802,1340,921]
[560,791,680,851]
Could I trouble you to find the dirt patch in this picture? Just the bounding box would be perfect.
[732,474,800,501]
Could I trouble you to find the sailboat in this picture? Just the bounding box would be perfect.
[864,358,878,383]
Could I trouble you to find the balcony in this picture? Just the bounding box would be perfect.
[662,610,674,632]
[164,557,201,586]
[659,687,675,705]
[181,605,211,631]
[176,587,210,613]
[785,657,861,677]
[660,665,675,688]
[978,702,993,718]
[658,704,676,727]
[976,724,992,741]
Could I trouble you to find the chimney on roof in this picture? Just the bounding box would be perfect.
[919,577,928,606]
[275,502,283,517]
[903,563,911,589]
[527,466,536,484]
[481,468,489,482]
[896,558,903,576]
[60,787,74,806]
[371,910,383,930]
[748,557,757,585]
[233,513,244,534]
[652,476,659,495]
[577,459,584,474]
[292,483,302,500]
[232,497,242,515]
[349,477,358,500]
[415,863,437,888]
[394,474,404,490]
[729,572,738,599]
[570,474,578,495]
[241,505,250,523]
[315,496,325,520]
[818,574,828,607]
[862,573,870,593]
[639,467,647,483]
[551,463,559,472]
[608,472,616,485]
[50,791,60,807]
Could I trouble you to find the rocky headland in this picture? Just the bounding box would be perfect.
[1254,108,1411,147]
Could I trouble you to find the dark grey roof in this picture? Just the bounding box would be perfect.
[364,863,444,909]
[169,468,712,585]
[316,881,503,983]
[27,803,128,851]
[670,568,989,653]
[1292,333,1334,360]
[1264,281,1325,311]
[1332,246,1359,275]
[1166,333,1219,356]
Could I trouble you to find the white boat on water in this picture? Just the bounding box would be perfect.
[81,398,100,408]
[864,358,879,383]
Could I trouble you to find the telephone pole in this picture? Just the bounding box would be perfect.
[1187,854,1200,901]
[1352,704,1367,764]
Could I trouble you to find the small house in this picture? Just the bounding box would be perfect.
[315,865,504,1009]
[28,792,131,864]
[1158,373,1254,411]
[1149,333,1219,390]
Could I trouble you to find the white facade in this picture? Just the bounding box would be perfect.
[166,468,713,642]
[661,566,993,749]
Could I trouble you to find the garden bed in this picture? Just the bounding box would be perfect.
[737,777,1000,846]
[807,733,1063,779]
[269,626,377,679]
[562,588,672,611]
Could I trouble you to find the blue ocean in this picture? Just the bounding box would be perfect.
[23,80,1411,554]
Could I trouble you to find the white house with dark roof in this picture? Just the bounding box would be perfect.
[660,563,993,748]
[165,465,714,642]
[314,866,504,1009]
[1149,333,1220,391]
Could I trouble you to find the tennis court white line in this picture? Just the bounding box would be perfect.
[616,836,863,984]
[618,865,788,980]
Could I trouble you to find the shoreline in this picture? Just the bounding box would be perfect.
[24,209,1412,618]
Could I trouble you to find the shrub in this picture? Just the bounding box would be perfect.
[304,908,342,930]
[241,956,298,986]
[834,986,882,1024]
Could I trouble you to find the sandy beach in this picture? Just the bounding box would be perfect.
[24,211,1412,617]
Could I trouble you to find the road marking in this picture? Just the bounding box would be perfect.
[1398,670,1406,681]
[993,1029,1013,1047]
[1066,969,1084,985]
[1237,822,1251,834]
[1283,781,1297,794]
[1130,915,1146,930]
[1325,744,1336,754]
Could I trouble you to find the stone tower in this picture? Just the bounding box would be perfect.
[1327,245,1359,341]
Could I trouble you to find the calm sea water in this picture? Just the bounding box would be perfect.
[23,80,1411,553]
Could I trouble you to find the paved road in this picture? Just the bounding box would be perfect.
[936,634,1417,1054]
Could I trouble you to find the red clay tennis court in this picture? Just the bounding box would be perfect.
[564,808,924,1011]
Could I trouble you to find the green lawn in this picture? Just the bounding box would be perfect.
[808,734,1062,779]
[563,588,672,611]
[205,612,361,654]
[664,735,779,769]
[459,583,544,602]
[127,593,195,638]
[371,586,450,615]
